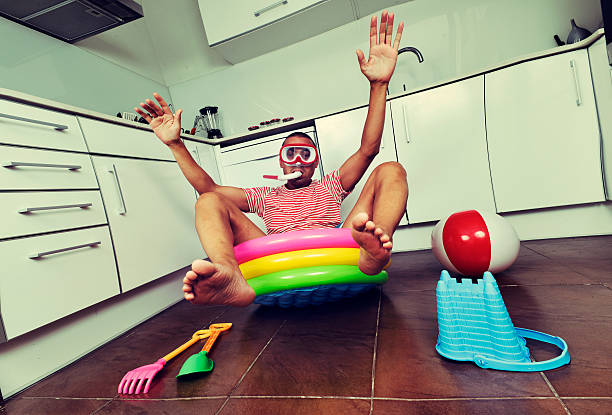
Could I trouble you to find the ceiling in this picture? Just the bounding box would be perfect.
[75,0,230,87]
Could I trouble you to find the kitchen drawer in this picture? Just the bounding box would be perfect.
[0,226,120,340]
[0,145,99,190]
[0,99,88,152]
[0,191,107,239]
[78,117,174,161]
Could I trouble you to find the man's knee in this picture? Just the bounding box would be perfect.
[195,191,226,211]
[374,161,407,182]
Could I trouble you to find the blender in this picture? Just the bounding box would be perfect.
[199,106,223,139]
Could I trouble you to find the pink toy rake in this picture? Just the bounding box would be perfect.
[118,329,211,394]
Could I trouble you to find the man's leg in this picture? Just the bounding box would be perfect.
[183,191,265,306]
[342,162,408,275]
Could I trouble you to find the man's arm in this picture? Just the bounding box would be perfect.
[338,11,403,191]
[135,93,249,211]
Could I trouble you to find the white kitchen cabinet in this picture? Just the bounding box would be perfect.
[0,226,119,339]
[190,141,222,185]
[391,75,496,223]
[218,129,321,232]
[315,103,408,225]
[485,50,605,212]
[78,117,174,161]
[200,0,321,45]
[0,99,87,152]
[198,0,354,64]
[0,145,99,191]
[91,156,203,292]
[0,190,107,239]
[588,37,612,200]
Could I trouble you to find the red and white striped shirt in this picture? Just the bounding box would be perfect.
[243,170,350,234]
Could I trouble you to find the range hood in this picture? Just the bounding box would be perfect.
[0,0,143,43]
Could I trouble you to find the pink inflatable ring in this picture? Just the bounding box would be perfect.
[234,228,358,264]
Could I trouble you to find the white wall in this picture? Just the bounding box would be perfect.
[169,0,602,137]
[0,17,171,116]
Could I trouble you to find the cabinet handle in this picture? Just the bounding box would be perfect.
[29,241,101,259]
[108,164,127,215]
[401,104,411,143]
[0,112,68,131]
[254,0,288,17]
[2,161,81,170]
[18,203,92,214]
[569,59,582,106]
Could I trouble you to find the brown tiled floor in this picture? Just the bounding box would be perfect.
[2,235,612,414]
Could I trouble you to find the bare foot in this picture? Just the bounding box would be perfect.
[351,212,392,275]
[183,259,255,306]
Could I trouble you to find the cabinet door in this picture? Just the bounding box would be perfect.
[0,226,119,339]
[391,76,496,223]
[193,142,221,185]
[91,156,202,292]
[315,103,408,225]
[588,38,612,200]
[199,0,319,45]
[485,50,605,212]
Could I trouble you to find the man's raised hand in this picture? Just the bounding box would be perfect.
[134,93,183,146]
[356,11,404,85]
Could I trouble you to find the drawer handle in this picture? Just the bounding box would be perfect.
[29,241,101,259]
[569,59,582,106]
[18,203,92,214]
[2,161,81,170]
[0,112,68,131]
[254,0,288,17]
[108,164,127,215]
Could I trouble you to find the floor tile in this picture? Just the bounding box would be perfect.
[563,398,612,414]
[372,398,568,414]
[373,326,554,398]
[98,398,225,415]
[384,250,442,292]
[524,236,612,285]
[219,397,371,414]
[2,397,110,415]
[114,303,287,398]
[495,245,593,286]
[232,315,377,397]
[19,302,228,399]
[500,285,612,397]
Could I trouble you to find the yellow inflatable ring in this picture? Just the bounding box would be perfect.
[240,247,360,280]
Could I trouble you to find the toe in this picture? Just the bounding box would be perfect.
[184,271,198,282]
[365,221,376,232]
[383,241,393,250]
[191,259,217,275]
[380,234,390,243]
[351,212,369,231]
[374,227,383,237]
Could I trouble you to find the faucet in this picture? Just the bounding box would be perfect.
[398,46,424,63]
[396,47,424,92]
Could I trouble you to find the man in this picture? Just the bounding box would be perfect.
[135,11,408,307]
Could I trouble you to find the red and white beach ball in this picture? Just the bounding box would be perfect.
[431,210,520,276]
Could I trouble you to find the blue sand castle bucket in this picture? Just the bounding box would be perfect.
[436,270,570,371]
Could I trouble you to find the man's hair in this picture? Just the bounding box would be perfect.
[283,132,315,146]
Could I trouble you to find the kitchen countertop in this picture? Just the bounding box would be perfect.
[0,29,604,147]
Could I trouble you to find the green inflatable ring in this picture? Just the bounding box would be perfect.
[247,264,388,296]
